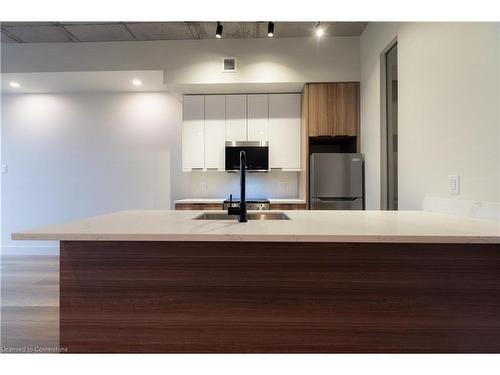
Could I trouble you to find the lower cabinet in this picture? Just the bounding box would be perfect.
[175,203,223,210]
[269,203,306,210]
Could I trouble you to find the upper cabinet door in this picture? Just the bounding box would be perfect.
[225,95,247,141]
[269,94,301,170]
[308,83,334,136]
[247,94,269,141]
[204,95,226,170]
[307,83,358,137]
[335,82,359,136]
[182,96,205,170]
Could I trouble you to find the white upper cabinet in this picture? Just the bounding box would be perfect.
[225,95,247,141]
[182,95,205,170]
[269,94,301,170]
[247,94,269,141]
[204,95,226,170]
[182,93,301,172]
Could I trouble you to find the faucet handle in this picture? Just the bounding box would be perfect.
[229,194,233,203]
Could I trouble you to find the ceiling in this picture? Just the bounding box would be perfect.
[0,22,368,43]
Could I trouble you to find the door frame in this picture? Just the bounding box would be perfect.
[379,37,398,210]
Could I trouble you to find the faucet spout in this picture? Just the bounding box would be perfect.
[226,150,247,222]
[239,150,247,222]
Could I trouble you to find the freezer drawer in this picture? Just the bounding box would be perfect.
[311,197,364,210]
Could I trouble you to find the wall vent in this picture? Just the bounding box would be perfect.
[222,58,237,72]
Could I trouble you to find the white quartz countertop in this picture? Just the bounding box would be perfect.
[174,198,306,204]
[11,210,500,244]
[175,199,225,204]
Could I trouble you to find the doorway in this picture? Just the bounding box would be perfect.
[385,43,398,210]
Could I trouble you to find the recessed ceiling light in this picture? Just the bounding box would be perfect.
[9,82,21,88]
[315,22,324,38]
[267,22,274,38]
[216,22,223,39]
[132,79,142,86]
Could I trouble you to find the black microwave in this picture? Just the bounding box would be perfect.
[225,141,269,172]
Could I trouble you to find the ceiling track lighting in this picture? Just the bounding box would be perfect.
[267,22,274,37]
[216,22,223,39]
[315,22,324,37]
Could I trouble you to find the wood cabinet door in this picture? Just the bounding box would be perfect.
[334,82,359,136]
[307,83,333,136]
[307,82,359,137]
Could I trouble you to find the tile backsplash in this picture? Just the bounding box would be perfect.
[178,170,299,199]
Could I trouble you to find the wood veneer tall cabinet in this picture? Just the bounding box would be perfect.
[306,82,359,137]
[300,82,361,208]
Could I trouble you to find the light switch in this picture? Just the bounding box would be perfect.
[448,175,460,194]
[1,164,7,174]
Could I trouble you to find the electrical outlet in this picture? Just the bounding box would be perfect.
[448,175,460,194]
[200,182,208,192]
[1,164,7,174]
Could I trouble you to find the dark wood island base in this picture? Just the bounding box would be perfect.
[60,241,500,353]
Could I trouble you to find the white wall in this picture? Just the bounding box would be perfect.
[1,37,360,254]
[1,92,176,252]
[361,22,500,210]
[1,37,360,85]
[1,91,301,253]
[1,35,362,254]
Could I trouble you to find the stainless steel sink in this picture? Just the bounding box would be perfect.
[194,212,290,220]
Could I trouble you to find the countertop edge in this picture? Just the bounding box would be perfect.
[11,232,500,244]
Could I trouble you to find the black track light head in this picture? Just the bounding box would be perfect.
[216,22,223,39]
[267,22,274,37]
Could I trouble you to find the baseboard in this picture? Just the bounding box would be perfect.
[423,197,500,221]
[0,245,60,256]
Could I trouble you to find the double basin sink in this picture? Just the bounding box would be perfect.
[194,212,290,220]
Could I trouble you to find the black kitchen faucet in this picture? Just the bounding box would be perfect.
[227,150,247,222]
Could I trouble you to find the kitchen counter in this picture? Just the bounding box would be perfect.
[12,209,500,243]
[25,209,500,353]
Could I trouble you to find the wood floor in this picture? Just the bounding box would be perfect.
[1,255,59,352]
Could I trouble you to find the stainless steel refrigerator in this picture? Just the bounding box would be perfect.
[310,153,364,210]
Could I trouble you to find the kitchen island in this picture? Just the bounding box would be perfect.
[13,210,500,353]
